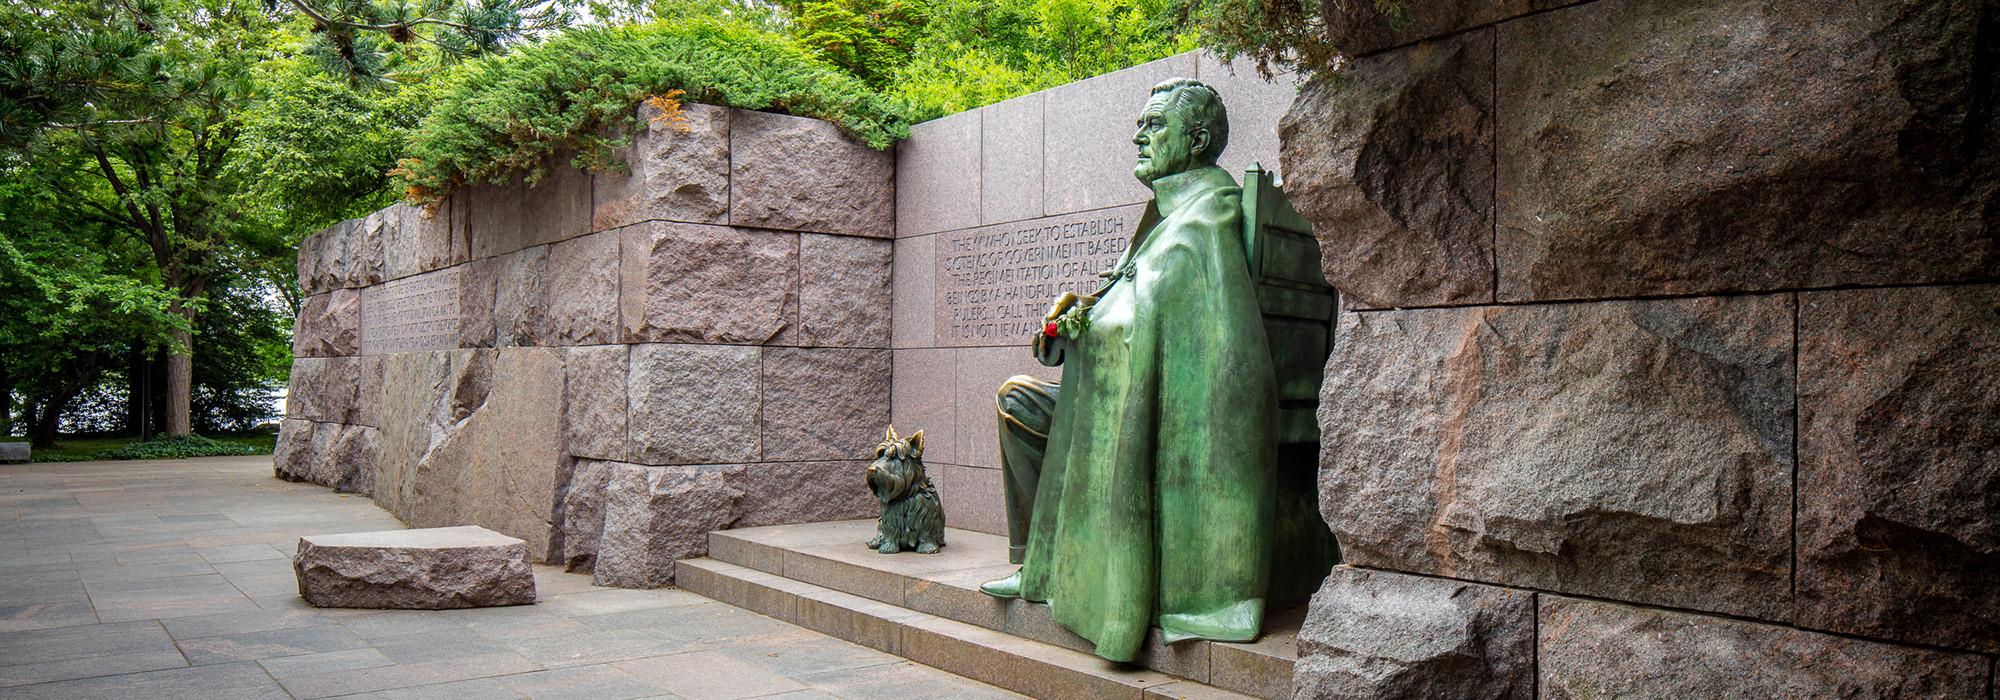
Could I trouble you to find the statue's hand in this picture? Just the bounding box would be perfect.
[1032,331,1066,367]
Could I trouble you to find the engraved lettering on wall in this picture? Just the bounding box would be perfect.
[933,204,1143,346]
[361,267,464,355]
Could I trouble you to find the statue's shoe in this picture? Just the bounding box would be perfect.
[979,571,1023,599]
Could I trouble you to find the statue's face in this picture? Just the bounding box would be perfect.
[1132,93,1200,185]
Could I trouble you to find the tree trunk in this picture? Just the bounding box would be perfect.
[0,364,12,438]
[29,401,60,449]
[125,343,146,437]
[166,323,193,437]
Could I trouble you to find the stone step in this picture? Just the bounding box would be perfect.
[679,557,1258,700]
[693,521,1296,699]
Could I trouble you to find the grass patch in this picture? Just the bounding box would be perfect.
[4,434,277,463]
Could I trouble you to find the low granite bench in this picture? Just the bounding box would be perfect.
[294,525,536,609]
[0,442,28,463]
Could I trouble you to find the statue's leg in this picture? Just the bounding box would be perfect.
[995,375,1059,565]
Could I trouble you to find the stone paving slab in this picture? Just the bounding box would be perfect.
[0,456,1021,699]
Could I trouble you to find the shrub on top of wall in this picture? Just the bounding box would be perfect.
[396,17,918,203]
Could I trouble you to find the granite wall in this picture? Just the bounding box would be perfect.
[276,104,892,587]
[889,51,1301,535]
[1285,0,1999,697]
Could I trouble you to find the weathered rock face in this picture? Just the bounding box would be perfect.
[1538,596,1990,698]
[275,420,379,495]
[620,223,797,344]
[594,102,732,230]
[562,345,630,463]
[1494,0,2000,302]
[298,216,385,294]
[729,461,877,528]
[543,231,620,345]
[493,245,549,347]
[466,181,527,261]
[761,348,891,461]
[294,526,536,609]
[554,458,614,573]
[457,258,497,348]
[589,460,876,587]
[384,202,454,281]
[798,234,893,347]
[593,463,745,588]
[521,160,592,249]
[1796,284,2000,653]
[627,344,762,465]
[1293,567,1534,700]
[1279,30,1495,309]
[729,110,895,238]
[292,289,362,358]
[372,350,488,529]
[467,348,566,561]
[1319,296,1795,620]
[285,356,381,427]
[1320,0,1543,57]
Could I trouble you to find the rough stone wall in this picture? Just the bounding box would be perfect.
[1285,0,1999,696]
[277,104,889,587]
[890,51,1299,535]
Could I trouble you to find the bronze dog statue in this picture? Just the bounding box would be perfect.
[866,427,946,554]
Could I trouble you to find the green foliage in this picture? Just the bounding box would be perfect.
[784,0,930,88]
[89,434,267,460]
[1165,0,1352,77]
[888,0,1197,115]
[283,0,576,84]
[396,17,917,201]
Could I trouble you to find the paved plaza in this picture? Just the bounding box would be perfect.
[0,456,1021,699]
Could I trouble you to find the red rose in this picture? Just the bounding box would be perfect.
[1043,321,1058,338]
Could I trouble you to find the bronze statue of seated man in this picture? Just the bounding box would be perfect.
[978,78,1281,664]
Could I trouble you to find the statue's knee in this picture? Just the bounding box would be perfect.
[995,375,1043,418]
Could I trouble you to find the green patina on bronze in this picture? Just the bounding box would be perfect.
[982,78,1338,662]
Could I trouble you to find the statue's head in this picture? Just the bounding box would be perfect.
[1133,78,1229,185]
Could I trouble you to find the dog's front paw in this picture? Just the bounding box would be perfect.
[865,535,885,549]
[916,542,940,554]
[877,541,901,554]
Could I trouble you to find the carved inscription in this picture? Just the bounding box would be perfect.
[934,205,1144,346]
[361,267,463,355]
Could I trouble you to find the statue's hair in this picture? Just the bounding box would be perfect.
[1150,78,1229,163]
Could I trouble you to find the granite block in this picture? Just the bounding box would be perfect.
[493,245,549,347]
[798,234,893,347]
[1796,284,2000,653]
[593,102,731,230]
[562,345,630,462]
[1279,30,1495,309]
[457,257,497,348]
[627,343,762,465]
[522,161,592,248]
[1320,296,1796,620]
[928,465,1002,537]
[543,230,621,346]
[761,347,892,461]
[890,348,957,466]
[730,109,895,237]
[620,222,798,344]
[1494,0,2000,301]
[1539,595,1989,698]
[898,109,981,236]
[891,234,937,349]
[981,93,1044,225]
[467,181,527,260]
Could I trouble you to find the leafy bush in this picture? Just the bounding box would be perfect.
[396,17,919,201]
[91,435,265,461]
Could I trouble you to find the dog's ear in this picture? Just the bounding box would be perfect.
[907,430,925,459]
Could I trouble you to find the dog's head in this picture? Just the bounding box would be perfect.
[867,426,927,504]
